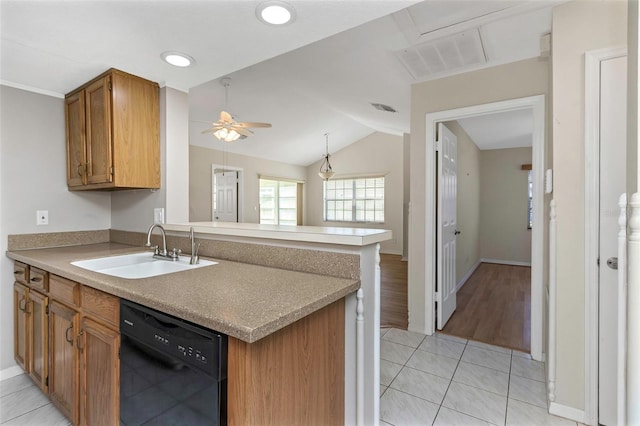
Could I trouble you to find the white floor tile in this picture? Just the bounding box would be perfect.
[383,328,426,348]
[0,385,51,423]
[419,335,466,360]
[436,333,469,345]
[0,374,33,398]
[506,399,575,426]
[462,346,512,373]
[511,356,545,382]
[380,385,388,397]
[390,366,450,405]
[511,350,532,359]
[406,349,459,380]
[434,406,497,426]
[381,359,403,386]
[453,362,509,396]
[380,328,390,339]
[468,340,513,355]
[508,375,547,408]
[380,388,440,426]
[381,340,416,365]
[2,403,71,426]
[442,382,507,425]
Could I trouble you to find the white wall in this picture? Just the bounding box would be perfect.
[479,147,532,264]
[0,86,111,371]
[189,145,308,223]
[306,132,404,255]
[551,0,627,411]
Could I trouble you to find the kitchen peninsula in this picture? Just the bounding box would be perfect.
[7,223,391,425]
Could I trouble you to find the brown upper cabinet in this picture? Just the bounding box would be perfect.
[65,68,160,190]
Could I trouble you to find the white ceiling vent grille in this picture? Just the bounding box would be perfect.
[395,29,486,80]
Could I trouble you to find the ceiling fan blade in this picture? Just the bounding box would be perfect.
[220,111,233,122]
[233,126,254,137]
[201,128,218,134]
[236,121,272,128]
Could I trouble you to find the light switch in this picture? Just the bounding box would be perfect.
[154,208,165,224]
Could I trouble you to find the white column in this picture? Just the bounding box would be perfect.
[618,194,628,425]
[628,192,640,425]
[548,199,557,402]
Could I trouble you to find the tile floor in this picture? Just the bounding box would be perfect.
[1,329,581,425]
[380,327,579,426]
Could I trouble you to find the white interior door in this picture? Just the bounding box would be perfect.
[598,54,627,426]
[437,123,458,329]
[213,171,238,222]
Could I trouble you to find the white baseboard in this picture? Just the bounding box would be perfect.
[481,258,532,267]
[549,402,586,424]
[0,365,24,381]
[456,260,481,292]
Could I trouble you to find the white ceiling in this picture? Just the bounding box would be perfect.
[457,109,533,150]
[1,0,556,166]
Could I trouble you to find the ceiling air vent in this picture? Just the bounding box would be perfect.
[395,28,486,80]
[371,103,397,113]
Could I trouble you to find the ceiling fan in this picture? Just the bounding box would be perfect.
[201,77,272,142]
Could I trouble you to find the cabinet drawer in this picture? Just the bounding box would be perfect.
[28,267,48,292]
[81,286,119,327]
[49,275,79,307]
[13,262,28,285]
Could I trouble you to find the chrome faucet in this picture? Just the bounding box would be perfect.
[146,224,180,261]
[189,227,200,265]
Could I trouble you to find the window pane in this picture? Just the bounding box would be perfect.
[323,176,385,223]
[260,178,299,225]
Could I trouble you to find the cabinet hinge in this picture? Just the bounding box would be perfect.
[597,257,600,266]
[108,81,112,91]
[435,140,441,151]
[45,305,49,315]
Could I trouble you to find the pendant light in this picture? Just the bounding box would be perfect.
[318,133,335,180]
[214,78,242,142]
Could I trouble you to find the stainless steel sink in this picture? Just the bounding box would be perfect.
[71,252,217,279]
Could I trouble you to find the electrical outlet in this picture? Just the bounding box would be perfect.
[154,208,165,224]
[36,210,49,225]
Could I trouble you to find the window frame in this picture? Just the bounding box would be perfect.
[323,176,385,224]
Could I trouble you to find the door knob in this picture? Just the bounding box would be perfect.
[606,257,618,270]
[454,230,461,235]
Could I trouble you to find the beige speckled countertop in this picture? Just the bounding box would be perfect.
[7,243,360,343]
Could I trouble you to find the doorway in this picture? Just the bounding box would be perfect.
[422,95,545,361]
[211,164,243,222]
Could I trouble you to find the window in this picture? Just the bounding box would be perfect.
[324,177,385,223]
[527,170,533,229]
[259,179,300,226]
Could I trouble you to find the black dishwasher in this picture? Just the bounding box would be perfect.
[120,299,227,426]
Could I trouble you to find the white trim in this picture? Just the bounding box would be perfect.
[617,194,627,425]
[0,80,64,99]
[549,402,586,424]
[455,259,481,292]
[480,258,532,267]
[584,46,627,426]
[548,200,557,402]
[355,288,364,426]
[0,365,24,382]
[628,193,640,425]
[420,95,545,361]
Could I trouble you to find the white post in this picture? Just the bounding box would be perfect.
[618,194,628,425]
[628,192,640,425]
[356,288,364,426]
[548,199,557,402]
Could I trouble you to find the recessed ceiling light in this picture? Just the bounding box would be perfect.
[256,1,296,25]
[161,51,195,67]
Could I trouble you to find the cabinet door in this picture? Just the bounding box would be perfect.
[79,317,119,426]
[13,283,29,372]
[85,76,113,185]
[49,301,79,424]
[65,91,86,187]
[28,290,48,392]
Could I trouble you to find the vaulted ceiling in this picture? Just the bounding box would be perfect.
[1,1,555,166]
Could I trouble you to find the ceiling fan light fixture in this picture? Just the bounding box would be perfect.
[161,51,195,67]
[256,1,296,25]
[318,133,335,180]
[214,127,242,142]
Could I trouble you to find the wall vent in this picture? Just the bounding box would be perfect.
[370,103,397,113]
[395,28,486,80]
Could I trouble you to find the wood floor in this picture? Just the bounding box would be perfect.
[379,257,531,353]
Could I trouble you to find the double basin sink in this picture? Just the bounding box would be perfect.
[72,251,217,279]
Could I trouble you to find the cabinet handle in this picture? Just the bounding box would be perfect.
[25,300,32,314]
[65,325,74,345]
[18,296,26,312]
[77,163,84,176]
[30,277,42,283]
[14,270,24,276]
[76,330,85,352]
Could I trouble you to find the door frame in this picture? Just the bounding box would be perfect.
[584,45,627,426]
[211,164,243,222]
[423,95,545,360]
